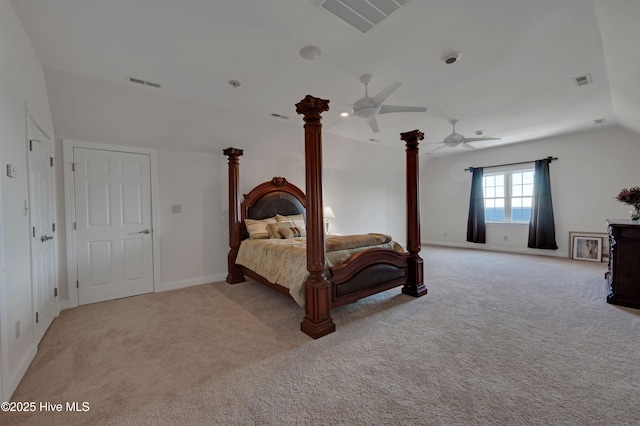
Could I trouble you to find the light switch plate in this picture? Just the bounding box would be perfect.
[6,164,17,178]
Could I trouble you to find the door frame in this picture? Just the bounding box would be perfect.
[63,139,160,308]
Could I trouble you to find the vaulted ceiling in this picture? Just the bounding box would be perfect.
[10,0,640,155]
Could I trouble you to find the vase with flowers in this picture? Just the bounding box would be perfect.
[616,186,640,221]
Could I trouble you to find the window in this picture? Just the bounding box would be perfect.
[483,169,534,223]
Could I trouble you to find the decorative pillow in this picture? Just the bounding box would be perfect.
[244,216,277,239]
[276,214,306,230]
[265,222,282,239]
[277,221,306,239]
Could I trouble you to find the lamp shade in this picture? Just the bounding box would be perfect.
[323,206,336,219]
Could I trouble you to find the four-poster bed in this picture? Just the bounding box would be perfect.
[223,95,427,339]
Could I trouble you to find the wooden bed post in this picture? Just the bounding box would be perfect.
[400,130,428,297]
[223,147,246,284]
[295,95,336,339]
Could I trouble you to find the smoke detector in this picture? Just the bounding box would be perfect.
[441,52,461,65]
[299,45,322,60]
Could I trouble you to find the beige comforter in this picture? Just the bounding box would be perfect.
[235,234,404,307]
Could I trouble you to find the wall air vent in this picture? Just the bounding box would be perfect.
[129,77,162,89]
[311,0,414,33]
[573,74,592,87]
[270,113,290,120]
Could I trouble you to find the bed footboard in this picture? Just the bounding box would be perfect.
[329,249,409,307]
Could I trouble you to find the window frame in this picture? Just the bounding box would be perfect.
[482,167,534,224]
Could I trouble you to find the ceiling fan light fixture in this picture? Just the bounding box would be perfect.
[325,74,426,133]
[441,52,461,65]
[354,106,379,118]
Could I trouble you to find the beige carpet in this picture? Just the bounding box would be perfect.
[3,245,639,425]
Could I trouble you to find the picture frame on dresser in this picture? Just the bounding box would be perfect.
[571,235,603,262]
[569,231,608,262]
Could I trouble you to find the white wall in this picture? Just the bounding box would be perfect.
[422,125,640,257]
[157,148,228,290]
[0,1,56,400]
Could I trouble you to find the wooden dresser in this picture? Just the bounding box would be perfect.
[606,219,640,308]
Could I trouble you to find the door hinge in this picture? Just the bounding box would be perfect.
[77,280,79,289]
[33,227,36,238]
[52,223,56,232]
[54,287,58,297]
[29,139,40,151]
[73,222,76,230]
[36,312,39,323]
[50,157,54,167]
[71,162,75,172]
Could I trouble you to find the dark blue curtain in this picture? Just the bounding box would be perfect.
[528,159,558,250]
[466,167,486,243]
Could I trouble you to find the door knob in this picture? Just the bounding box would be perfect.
[40,235,53,242]
[138,229,150,234]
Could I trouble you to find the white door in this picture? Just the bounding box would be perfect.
[74,148,154,305]
[27,118,57,343]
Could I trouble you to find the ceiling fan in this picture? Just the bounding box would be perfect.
[327,74,427,133]
[426,119,501,153]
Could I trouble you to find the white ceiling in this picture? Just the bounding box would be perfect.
[10,0,640,155]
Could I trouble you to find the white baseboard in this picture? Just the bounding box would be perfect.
[7,344,37,400]
[159,273,227,292]
[57,299,70,312]
[422,240,569,258]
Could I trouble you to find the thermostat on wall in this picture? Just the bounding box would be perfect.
[6,164,17,178]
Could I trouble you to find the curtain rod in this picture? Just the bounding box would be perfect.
[465,156,558,172]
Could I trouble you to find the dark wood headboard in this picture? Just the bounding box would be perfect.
[240,177,306,239]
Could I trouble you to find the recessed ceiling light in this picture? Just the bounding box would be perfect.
[299,45,322,60]
[340,112,349,117]
[441,52,461,65]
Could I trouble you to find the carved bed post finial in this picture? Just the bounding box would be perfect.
[223,147,245,284]
[295,95,336,339]
[271,177,288,186]
[399,130,428,297]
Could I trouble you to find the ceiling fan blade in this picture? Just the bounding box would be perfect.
[371,82,401,106]
[427,144,446,154]
[325,115,352,129]
[379,105,428,114]
[462,143,477,150]
[463,137,502,143]
[366,115,380,133]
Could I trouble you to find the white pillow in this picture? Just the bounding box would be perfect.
[276,214,305,230]
[244,216,277,239]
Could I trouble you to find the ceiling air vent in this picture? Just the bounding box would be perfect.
[573,74,592,87]
[594,118,607,125]
[312,0,414,33]
[129,77,162,89]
